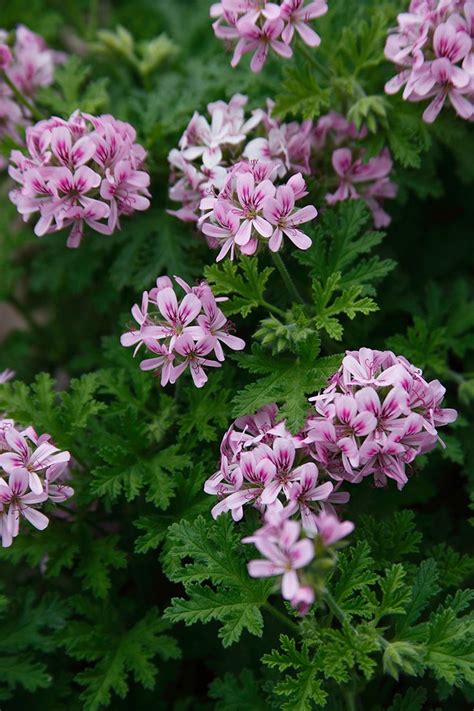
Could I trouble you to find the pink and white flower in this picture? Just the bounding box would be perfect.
[211,0,328,72]
[385,2,474,122]
[0,424,73,548]
[246,518,314,599]
[9,111,150,246]
[121,276,245,389]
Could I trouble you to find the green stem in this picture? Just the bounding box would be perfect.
[445,368,464,386]
[322,590,346,626]
[297,41,331,81]
[271,252,306,306]
[88,0,99,38]
[260,299,287,319]
[343,687,357,711]
[264,601,300,633]
[1,71,44,121]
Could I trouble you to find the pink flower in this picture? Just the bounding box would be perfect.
[0,426,70,495]
[287,463,334,535]
[211,1,327,72]
[326,148,397,228]
[122,276,244,389]
[420,57,473,121]
[171,335,221,388]
[140,342,175,386]
[313,509,354,546]
[0,43,12,69]
[280,0,328,47]
[247,519,314,599]
[232,170,276,244]
[153,287,203,348]
[190,292,246,360]
[8,111,150,246]
[0,470,48,547]
[263,181,316,251]
[0,423,73,548]
[384,5,474,123]
[290,585,315,615]
[232,18,293,73]
[305,348,457,489]
[201,202,242,261]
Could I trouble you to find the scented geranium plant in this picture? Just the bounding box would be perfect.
[0,1,473,710]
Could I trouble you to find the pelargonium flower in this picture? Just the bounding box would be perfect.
[241,497,352,614]
[384,0,474,123]
[168,97,396,235]
[0,424,72,548]
[325,148,396,228]
[211,1,328,73]
[305,347,458,489]
[8,111,150,247]
[200,160,317,258]
[205,404,344,531]
[312,113,398,227]
[121,275,245,388]
[245,517,315,600]
[0,26,65,170]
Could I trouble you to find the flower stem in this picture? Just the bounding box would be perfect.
[322,589,346,625]
[260,299,287,319]
[1,71,44,121]
[343,687,357,711]
[271,252,306,306]
[297,41,331,81]
[264,601,300,633]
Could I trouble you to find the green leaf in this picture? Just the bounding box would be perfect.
[233,348,341,432]
[76,535,127,599]
[396,559,441,634]
[205,258,274,317]
[273,62,331,120]
[209,669,267,711]
[263,635,327,710]
[163,516,271,647]
[64,608,180,711]
[332,542,378,617]
[37,57,109,116]
[376,564,411,621]
[387,687,427,711]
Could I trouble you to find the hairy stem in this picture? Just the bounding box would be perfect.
[271,252,306,306]
[264,601,300,633]
[1,71,44,121]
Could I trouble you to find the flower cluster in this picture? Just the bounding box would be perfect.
[168,95,397,247]
[312,112,398,228]
[121,275,246,388]
[199,161,317,259]
[8,111,151,247]
[210,1,328,73]
[204,403,354,612]
[205,349,456,612]
[385,0,474,123]
[0,422,72,548]
[305,347,458,489]
[0,25,65,169]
